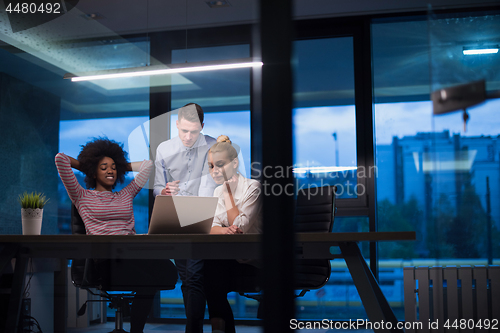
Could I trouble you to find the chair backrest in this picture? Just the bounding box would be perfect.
[71,204,86,235]
[294,185,337,290]
[70,204,101,288]
[69,204,178,292]
[236,185,337,294]
[295,185,336,233]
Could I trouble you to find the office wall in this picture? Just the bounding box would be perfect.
[0,72,60,234]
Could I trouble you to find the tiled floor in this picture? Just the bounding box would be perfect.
[66,321,374,332]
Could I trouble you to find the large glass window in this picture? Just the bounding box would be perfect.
[372,11,500,320]
[293,38,358,200]
[58,116,150,233]
[292,36,370,320]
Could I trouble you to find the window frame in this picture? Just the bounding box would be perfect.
[294,19,374,216]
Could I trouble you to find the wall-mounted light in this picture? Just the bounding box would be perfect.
[64,58,263,82]
[463,46,499,55]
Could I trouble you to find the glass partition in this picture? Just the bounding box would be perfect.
[0,0,259,327]
[8,0,499,329]
[293,37,358,200]
[427,11,500,261]
[292,36,369,320]
[372,10,500,321]
[156,42,252,319]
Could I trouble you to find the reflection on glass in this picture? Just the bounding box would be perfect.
[161,43,253,320]
[375,101,500,259]
[171,45,251,111]
[428,12,500,92]
[293,106,358,199]
[58,116,150,234]
[373,13,500,321]
[292,38,357,198]
[373,14,500,263]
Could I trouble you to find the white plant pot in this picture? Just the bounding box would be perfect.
[21,208,43,235]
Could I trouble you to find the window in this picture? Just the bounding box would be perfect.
[293,38,358,200]
[372,11,500,320]
[59,116,150,233]
[292,35,371,320]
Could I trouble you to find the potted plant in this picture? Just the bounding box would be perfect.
[19,191,49,235]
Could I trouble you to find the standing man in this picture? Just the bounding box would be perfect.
[154,103,216,333]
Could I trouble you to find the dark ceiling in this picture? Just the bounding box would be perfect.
[0,0,499,120]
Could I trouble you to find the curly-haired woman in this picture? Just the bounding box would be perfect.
[55,137,178,333]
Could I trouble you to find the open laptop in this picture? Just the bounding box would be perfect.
[148,196,219,234]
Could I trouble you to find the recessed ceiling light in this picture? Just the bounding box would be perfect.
[463,46,499,55]
[82,12,105,20]
[205,1,231,8]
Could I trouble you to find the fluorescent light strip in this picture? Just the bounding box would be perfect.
[293,166,358,174]
[463,48,499,55]
[70,61,263,82]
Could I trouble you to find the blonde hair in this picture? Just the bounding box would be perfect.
[209,135,238,162]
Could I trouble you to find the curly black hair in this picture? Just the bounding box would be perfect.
[77,137,129,189]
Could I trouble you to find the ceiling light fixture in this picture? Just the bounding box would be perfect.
[293,166,357,174]
[65,0,254,83]
[463,46,499,55]
[81,12,105,20]
[205,0,231,8]
[64,58,263,82]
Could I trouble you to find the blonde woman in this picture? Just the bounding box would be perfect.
[205,135,262,333]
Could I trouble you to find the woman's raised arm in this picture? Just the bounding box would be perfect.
[66,154,81,171]
[126,161,145,172]
[55,153,84,202]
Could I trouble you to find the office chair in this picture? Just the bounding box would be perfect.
[70,205,177,333]
[294,184,336,291]
[237,185,337,318]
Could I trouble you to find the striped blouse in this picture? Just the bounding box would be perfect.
[55,153,153,235]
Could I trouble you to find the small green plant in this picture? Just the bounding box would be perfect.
[18,191,50,209]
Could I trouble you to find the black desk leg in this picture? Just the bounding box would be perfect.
[5,255,28,333]
[339,242,403,333]
[54,259,68,333]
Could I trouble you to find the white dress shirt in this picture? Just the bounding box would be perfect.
[154,134,217,197]
[212,173,262,234]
